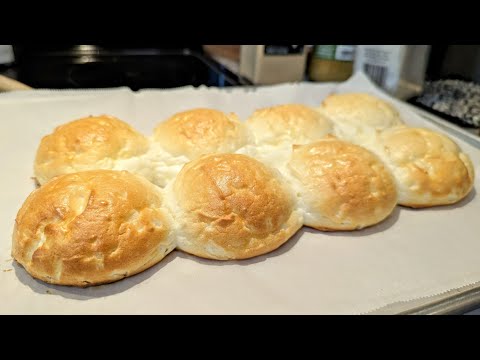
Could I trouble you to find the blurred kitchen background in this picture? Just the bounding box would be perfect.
[1,45,480,135]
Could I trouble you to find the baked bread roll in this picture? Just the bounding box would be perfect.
[244,104,333,168]
[151,108,251,187]
[247,103,333,146]
[376,127,475,208]
[166,153,303,260]
[318,93,404,146]
[286,137,398,231]
[153,108,249,159]
[34,115,149,185]
[12,170,175,287]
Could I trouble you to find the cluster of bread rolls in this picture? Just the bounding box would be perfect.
[12,93,475,287]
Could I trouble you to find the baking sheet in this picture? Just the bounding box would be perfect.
[1,72,479,315]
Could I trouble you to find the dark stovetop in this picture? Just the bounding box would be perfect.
[8,46,251,90]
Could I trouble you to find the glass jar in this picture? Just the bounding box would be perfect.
[308,45,356,82]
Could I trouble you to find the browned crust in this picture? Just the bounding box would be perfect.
[172,154,303,260]
[12,170,174,286]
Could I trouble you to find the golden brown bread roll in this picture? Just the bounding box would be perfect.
[243,104,333,169]
[12,170,175,287]
[318,93,404,146]
[246,103,333,146]
[152,108,250,160]
[287,137,398,231]
[166,153,303,260]
[34,115,149,185]
[376,127,475,208]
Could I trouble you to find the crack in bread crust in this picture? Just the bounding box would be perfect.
[12,170,174,287]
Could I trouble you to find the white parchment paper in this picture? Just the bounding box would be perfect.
[1,72,479,314]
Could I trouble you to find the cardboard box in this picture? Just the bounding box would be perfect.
[239,45,308,85]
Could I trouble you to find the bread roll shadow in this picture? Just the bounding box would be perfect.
[399,187,476,212]
[315,205,401,238]
[172,227,304,266]
[12,250,177,301]
[12,227,304,299]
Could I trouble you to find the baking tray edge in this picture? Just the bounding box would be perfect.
[371,104,480,315]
